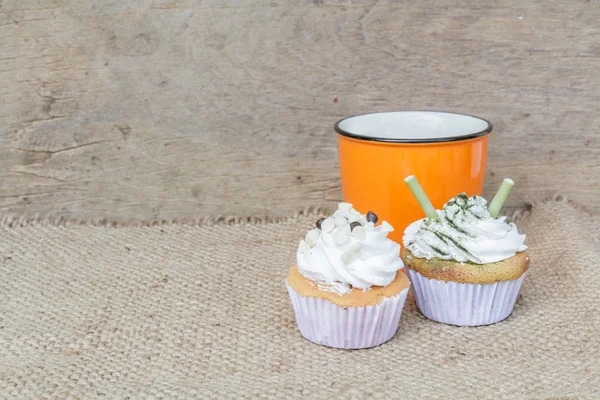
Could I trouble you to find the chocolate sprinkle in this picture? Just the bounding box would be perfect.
[316,217,326,230]
[366,211,378,223]
[349,221,362,231]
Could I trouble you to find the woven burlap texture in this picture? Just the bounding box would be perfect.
[0,199,598,399]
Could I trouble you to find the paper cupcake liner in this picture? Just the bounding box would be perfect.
[405,267,526,326]
[286,283,409,349]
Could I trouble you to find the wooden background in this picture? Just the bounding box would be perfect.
[1,0,598,221]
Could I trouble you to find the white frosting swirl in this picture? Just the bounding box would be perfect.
[403,193,527,264]
[296,203,403,292]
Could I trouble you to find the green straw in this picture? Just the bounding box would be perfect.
[404,175,437,219]
[488,178,515,218]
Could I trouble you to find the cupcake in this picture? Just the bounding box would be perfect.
[286,203,410,349]
[402,176,529,326]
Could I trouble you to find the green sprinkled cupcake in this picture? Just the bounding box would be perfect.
[401,177,530,326]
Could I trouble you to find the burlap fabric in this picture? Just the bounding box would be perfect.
[0,198,598,399]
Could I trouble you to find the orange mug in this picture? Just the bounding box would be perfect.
[335,111,492,243]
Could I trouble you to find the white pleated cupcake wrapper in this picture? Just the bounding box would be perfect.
[405,267,526,326]
[286,283,409,349]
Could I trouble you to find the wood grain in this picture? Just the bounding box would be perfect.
[0,0,598,220]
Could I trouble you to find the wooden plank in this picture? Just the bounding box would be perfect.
[0,0,598,221]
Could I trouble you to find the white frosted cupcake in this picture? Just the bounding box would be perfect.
[402,177,529,326]
[286,203,409,349]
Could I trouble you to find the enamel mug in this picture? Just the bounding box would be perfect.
[336,111,492,243]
